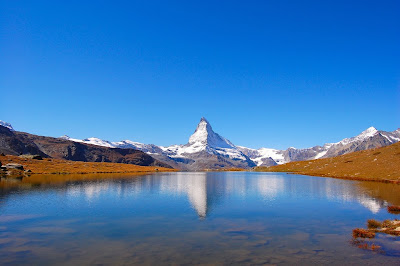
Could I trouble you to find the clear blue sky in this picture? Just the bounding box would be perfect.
[1,0,399,149]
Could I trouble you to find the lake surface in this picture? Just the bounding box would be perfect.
[1,172,400,265]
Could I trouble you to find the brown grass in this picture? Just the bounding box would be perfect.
[352,228,375,238]
[255,142,400,183]
[0,155,176,175]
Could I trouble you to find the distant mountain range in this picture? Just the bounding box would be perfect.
[55,117,399,170]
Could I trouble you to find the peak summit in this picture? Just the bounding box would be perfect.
[188,118,235,149]
[0,120,14,131]
[362,126,377,133]
[337,126,378,146]
[358,127,378,138]
[200,117,209,123]
[189,117,214,144]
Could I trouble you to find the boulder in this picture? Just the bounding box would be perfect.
[19,154,43,160]
[5,163,24,170]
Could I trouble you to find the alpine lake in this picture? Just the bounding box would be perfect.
[1,172,399,265]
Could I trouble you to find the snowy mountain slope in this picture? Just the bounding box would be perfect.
[237,147,283,166]
[316,127,400,159]
[336,127,378,146]
[308,128,380,160]
[60,136,115,148]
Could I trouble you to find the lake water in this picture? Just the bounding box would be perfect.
[1,172,400,265]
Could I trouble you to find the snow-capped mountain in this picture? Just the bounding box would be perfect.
[59,118,400,169]
[60,135,115,148]
[189,117,235,149]
[162,117,248,161]
[337,126,378,146]
[236,147,285,166]
[0,120,14,131]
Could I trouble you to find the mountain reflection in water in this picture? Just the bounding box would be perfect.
[2,172,397,218]
[68,172,397,217]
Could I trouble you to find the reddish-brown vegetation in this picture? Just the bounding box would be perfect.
[255,142,400,183]
[387,205,400,214]
[352,228,376,238]
[356,242,381,251]
[353,218,400,253]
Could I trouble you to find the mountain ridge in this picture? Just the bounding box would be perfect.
[57,118,400,170]
[2,118,399,170]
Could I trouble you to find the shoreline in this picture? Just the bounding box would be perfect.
[0,155,176,177]
[284,171,400,184]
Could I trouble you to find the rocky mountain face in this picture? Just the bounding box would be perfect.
[0,125,46,156]
[0,125,171,168]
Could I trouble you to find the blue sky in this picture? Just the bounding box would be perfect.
[1,0,399,149]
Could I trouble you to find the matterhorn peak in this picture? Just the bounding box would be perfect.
[189,118,213,144]
[200,117,209,123]
[188,118,235,149]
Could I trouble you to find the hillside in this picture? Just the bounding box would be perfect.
[0,125,172,168]
[255,142,400,183]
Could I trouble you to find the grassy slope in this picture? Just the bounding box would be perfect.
[255,142,400,183]
[0,155,176,175]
